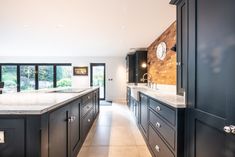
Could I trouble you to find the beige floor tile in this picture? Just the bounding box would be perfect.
[78,102,152,157]
[77,146,109,157]
[109,146,139,157]
[137,146,152,157]
[77,146,90,157]
[130,126,147,146]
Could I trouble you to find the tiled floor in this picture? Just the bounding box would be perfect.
[77,102,152,157]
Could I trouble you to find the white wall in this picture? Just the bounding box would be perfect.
[0,56,127,102]
[0,0,175,57]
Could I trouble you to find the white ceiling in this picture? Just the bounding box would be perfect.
[0,0,175,57]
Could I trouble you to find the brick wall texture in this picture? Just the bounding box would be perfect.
[147,21,176,85]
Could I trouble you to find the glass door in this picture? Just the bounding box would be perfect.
[90,63,105,100]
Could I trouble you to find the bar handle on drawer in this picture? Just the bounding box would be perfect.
[155,145,160,152]
[156,106,161,111]
[156,122,161,128]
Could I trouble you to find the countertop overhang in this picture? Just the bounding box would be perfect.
[0,87,99,115]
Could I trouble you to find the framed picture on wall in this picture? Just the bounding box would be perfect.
[73,66,88,76]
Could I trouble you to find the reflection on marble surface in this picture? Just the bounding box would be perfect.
[127,84,185,108]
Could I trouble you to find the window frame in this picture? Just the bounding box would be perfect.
[0,63,72,92]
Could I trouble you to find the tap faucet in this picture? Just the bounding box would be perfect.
[141,73,152,85]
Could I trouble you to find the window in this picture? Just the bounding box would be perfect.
[0,64,71,92]
[38,65,54,89]
[20,65,36,91]
[1,65,17,92]
[56,66,72,87]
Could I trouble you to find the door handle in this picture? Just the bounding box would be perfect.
[224,125,235,134]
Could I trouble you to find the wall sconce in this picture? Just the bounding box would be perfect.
[171,44,177,52]
[141,62,147,68]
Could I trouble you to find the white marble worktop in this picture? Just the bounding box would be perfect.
[127,84,186,108]
[0,87,99,115]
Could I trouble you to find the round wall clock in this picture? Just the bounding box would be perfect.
[156,42,167,60]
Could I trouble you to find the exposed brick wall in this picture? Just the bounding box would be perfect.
[147,21,176,85]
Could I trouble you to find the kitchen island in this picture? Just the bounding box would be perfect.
[0,87,99,157]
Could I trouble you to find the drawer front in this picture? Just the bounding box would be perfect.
[149,125,174,157]
[149,110,175,149]
[82,93,92,104]
[81,100,93,117]
[149,99,176,125]
[82,109,94,138]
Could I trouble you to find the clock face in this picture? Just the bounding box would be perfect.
[156,42,167,60]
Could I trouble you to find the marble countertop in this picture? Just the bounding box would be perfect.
[127,84,186,108]
[0,87,99,115]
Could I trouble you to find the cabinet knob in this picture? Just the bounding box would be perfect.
[88,96,90,99]
[156,106,161,111]
[88,119,91,122]
[155,145,160,152]
[224,125,235,134]
[156,122,161,128]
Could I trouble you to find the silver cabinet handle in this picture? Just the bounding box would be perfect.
[88,119,91,122]
[156,122,161,128]
[155,145,160,152]
[68,116,76,122]
[71,116,76,122]
[176,62,181,66]
[156,106,161,111]
[224,125,235,134]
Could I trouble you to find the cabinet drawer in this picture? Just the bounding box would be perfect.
[81,101,93,117]
[148,125,174,157]
[149,99,176,125]
[82,109,94,137]
[82,93,92,103]
[149,110,175,149]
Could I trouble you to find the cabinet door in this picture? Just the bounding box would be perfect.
[140,94,148,136]
[126,54,136,83]
[135,51,147,83]
[187,0,235,156]
[70,100,81,157]
[0,119,25,157]
[177,0,188,95]
[49,105,70,157]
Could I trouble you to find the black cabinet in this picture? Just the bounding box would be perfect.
[137,92,184,157]
[70,100,81,157]
[49,98,82,157]
[174,0,188,95]
[0,119,25,157]
[171,0,235,156]
[126,50,147,83]
[49,105,70,157]
[126,54,136,83]
[139,93,148,137]
[93,90,99,117]
[0,89,99,157]
[135,51,147,83]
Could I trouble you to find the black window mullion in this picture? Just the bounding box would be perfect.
[53,65,57,88]
[35,65,39,90]
[0,65,2,82]
[17,65,20,92]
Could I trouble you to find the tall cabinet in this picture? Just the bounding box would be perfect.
[170,0,235,157]
[126,50,147,84]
